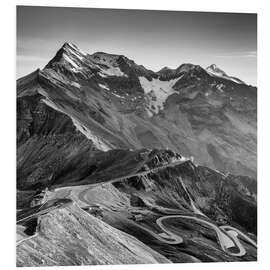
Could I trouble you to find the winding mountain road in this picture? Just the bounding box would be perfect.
[19,158,256,257]
[220,225,257,248]
[155,215,258,257]
[76,181,254,257]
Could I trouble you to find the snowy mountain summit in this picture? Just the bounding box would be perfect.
[206,64,228,77]
[17,42,257,179]
[206,64,246,85]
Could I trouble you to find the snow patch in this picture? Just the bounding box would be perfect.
[111,92,124,98]
[100,67,126,77]
[172,156,189,162]
[67,42,86,55]
[98,83,110,91]
[206,70,244,85]
[139,76,180,114]
[98,83,124,98]
[72,51,84,61]
[98,73,107,78]
[229,77,244,84]
[63,54,80,69]
[67,43,87,57]
[71,82,81,88]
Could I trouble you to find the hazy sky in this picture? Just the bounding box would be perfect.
[17,6,257,85]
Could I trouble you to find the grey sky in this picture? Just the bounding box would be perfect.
[17,6,257,85]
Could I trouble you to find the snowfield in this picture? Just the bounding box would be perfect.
[139,76,180,114]
[99,66,127,77]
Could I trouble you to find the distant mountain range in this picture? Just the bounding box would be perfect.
[16,42,257,266]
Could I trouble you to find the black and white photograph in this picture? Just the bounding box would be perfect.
[15,5,257,267]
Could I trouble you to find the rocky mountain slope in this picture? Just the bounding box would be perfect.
[16,42,257,266]
[17,202,171,266]
[17,42,257,178]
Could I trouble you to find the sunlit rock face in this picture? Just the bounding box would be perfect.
[17,203,171,267]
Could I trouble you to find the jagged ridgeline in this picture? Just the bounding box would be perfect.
[16,42,257,266]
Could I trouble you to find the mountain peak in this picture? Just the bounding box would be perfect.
[61,42,87,56]
[206,64,228,77]
[208,64,218,69]
[157,66,172,74]
[159,66,171,71]
[45,42,88,71]
[62,41,76,49]
[176,63,197,72]
[206,64,246,85]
